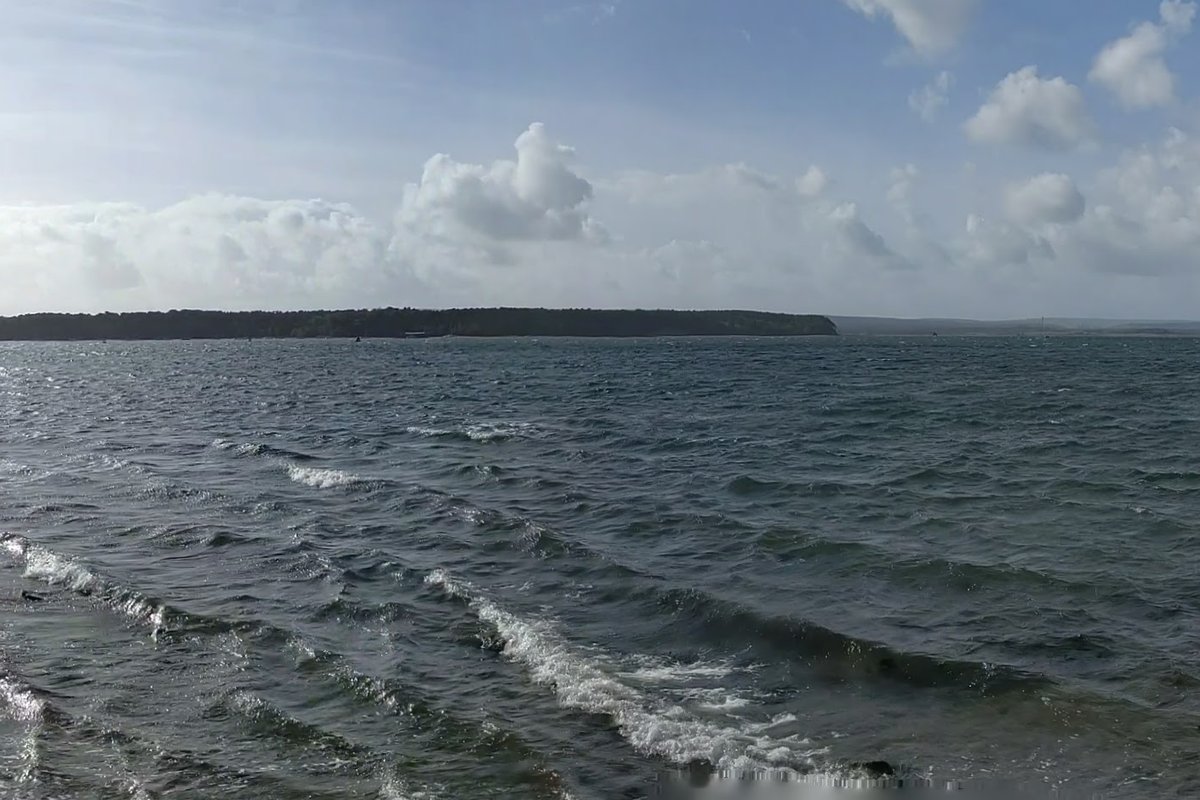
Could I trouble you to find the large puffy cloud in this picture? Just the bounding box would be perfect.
[1089,1,1196,109]
[396,122,602,245]
[841,0,976,56]
[965,67,1093,150]
[389,122,608,288]
[1004,173,1085,225]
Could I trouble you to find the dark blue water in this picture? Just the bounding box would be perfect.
[0,336,1198,798]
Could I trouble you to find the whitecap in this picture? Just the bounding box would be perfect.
[464,422,540,442]
[692,692,753,712]
[0,676,46,723]
[286,464,363,489]
[405,422,543,442]
[211,438,266,456]
[618,658,738,684]
[404,426,455,439]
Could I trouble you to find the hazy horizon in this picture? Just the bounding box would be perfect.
[3,1,1200,319]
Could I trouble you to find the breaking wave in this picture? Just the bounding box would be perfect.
[1,533,165,632]
[424,569,824,771]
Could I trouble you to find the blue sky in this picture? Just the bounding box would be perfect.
[2,0,1199,318]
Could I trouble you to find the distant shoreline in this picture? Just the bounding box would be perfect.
[0,308,838,341]
[832,316,1200,337]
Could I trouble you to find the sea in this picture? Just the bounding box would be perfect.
[0,335,1197,799]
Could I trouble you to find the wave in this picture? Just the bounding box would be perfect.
[0,459,54,481]
[726,474,857,497]
[648,585,1044,695]
[0,534,303,647]
[1,533,316,647]
[405,422,542,443]
[407,487,575,558]
[283,637,422,722]
[285,464,365,489]
[135,480,222,506]
[0,675,46,724]
[222,689,371,760]
[210,438,316,461]
[1,533,165,633]
[283,637,571,798]
[0,673,46,786]
[424,569,825,771]
[753,529,1146,607]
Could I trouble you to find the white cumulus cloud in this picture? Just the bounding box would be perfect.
[965,66,1093,150]
[841,0,976,56]
[1089,0,1196,109]
[1004,173,1086,225]
[396,122,602,246]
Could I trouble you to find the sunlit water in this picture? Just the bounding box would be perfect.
[0,336,1197,798]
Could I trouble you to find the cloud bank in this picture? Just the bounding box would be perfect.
[2,120,1200,319]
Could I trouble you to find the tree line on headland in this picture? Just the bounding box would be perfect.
[0,308,838,340]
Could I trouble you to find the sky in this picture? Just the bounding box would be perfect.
[2,0,1200,319]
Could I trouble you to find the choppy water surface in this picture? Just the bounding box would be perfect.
[0,336,1198,798]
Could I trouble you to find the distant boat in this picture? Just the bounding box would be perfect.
[354,336,361,342]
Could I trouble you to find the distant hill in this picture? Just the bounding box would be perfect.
[832,316,1200,336]
[0,308,838,341]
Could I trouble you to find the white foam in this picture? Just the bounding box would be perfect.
[0,676,45,723]
[424,569,821,770]
[24,546,99,593]
[690,692,752,712]
[379,773,438,800]
[619,659,737,683]
[286,464,362,489]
